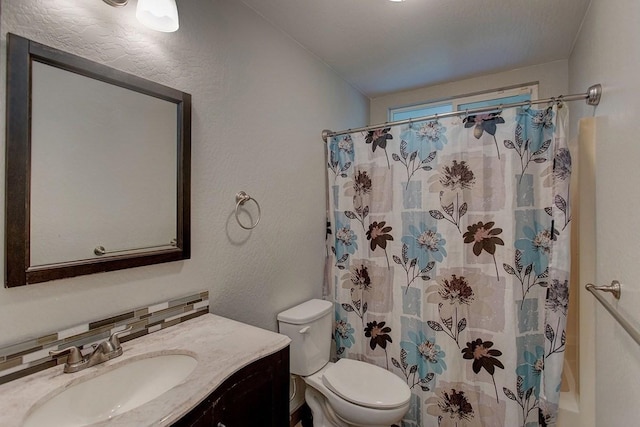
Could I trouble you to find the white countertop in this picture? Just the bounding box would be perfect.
[0,313,291,426]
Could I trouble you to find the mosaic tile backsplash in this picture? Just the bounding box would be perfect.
[0,291,209,385]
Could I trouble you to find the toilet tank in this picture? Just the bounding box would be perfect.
[277,299,333,376]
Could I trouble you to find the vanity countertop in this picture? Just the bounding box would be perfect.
[0,313,291,426]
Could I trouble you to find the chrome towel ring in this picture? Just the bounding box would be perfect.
[235,191,261,230]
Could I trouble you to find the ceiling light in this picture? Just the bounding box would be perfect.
[103,0,128,6]
[101,0,180,33]
[136,0,180,32]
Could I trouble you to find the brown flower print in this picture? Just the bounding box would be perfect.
[429,275,475,348]
[440,160,476,191]
[365,128,393,168]
[341,265,372,324]
[462,338,504,402]
[463,221,504,281]
[353,170,373,195]
[438,389,475,422]
[367,221,394,269]
[351,265,372,291]
[365,320,393,369]
[439,275,475,305]
[431,160,475,233]
[345,172,371,232]
[365,320,392,350]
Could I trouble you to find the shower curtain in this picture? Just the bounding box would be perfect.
[326,104,570,427]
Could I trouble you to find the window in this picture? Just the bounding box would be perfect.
[389,84,538,122]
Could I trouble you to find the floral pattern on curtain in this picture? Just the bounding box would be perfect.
[326,105,570,427]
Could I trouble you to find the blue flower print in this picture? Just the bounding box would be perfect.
[517,107,555,153]
[515,346,544,398]
[330,135,354,168]
[401,223,447,269]
[400,120,447,158]
[336,227,358,259]
[401,330,447,377]
[328,135,354,179]
[334,218,358,260]
[334,311,355,356]
[514,222,557,276]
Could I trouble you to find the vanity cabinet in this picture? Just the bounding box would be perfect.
[174,347,289,427]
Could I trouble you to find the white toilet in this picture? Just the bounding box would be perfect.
[278,299,411,427]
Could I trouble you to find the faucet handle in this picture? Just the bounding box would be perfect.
[50,346,84,364]
[109,326,133,349]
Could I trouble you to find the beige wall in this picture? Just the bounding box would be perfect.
[0,0,368,346]
[369,60,568,124]
[569,0,640,426]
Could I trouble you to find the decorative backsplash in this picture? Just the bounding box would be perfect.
[0,291,209,385]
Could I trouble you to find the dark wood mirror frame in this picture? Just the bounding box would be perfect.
[4,33,191,287]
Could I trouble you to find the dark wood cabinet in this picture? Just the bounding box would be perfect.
[173,347,289,427]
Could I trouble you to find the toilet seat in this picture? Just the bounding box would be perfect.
[304,363,411,427]
[322,359,411,409]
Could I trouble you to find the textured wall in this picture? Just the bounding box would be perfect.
[0,0,368,345]
[569,0,640,425]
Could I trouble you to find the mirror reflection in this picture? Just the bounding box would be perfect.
[30,61,178,266]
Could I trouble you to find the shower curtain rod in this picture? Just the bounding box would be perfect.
[321,83,602,142]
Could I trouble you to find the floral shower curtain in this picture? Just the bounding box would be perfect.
[326,104,571,427]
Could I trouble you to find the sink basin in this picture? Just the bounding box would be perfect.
[23,353,197,427]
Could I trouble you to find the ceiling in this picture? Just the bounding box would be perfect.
[240,0,591,98]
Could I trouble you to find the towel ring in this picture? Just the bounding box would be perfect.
[235,191,261,230]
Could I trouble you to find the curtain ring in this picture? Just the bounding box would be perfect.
[235,191,261,230]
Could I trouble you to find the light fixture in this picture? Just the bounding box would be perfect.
[101,0,180,33]
[103,0,128,6]
[136,0,180,32]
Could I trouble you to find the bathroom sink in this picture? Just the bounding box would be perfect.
[23,353,197,427]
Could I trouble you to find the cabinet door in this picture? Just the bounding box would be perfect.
[183,404,214,427]
[174,395,220,427]
[172,347,289,427]
[214,350,289,426]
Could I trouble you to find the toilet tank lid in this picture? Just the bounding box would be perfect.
[277,299,333,324]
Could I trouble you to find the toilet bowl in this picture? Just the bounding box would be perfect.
[277,299,411,427]
[304,360,411,427]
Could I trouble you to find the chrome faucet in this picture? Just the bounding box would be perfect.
[50,326,132,373]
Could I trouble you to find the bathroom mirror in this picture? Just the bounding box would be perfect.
[5,33,191,287]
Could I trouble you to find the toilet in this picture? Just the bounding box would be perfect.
[278,299,411,427]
